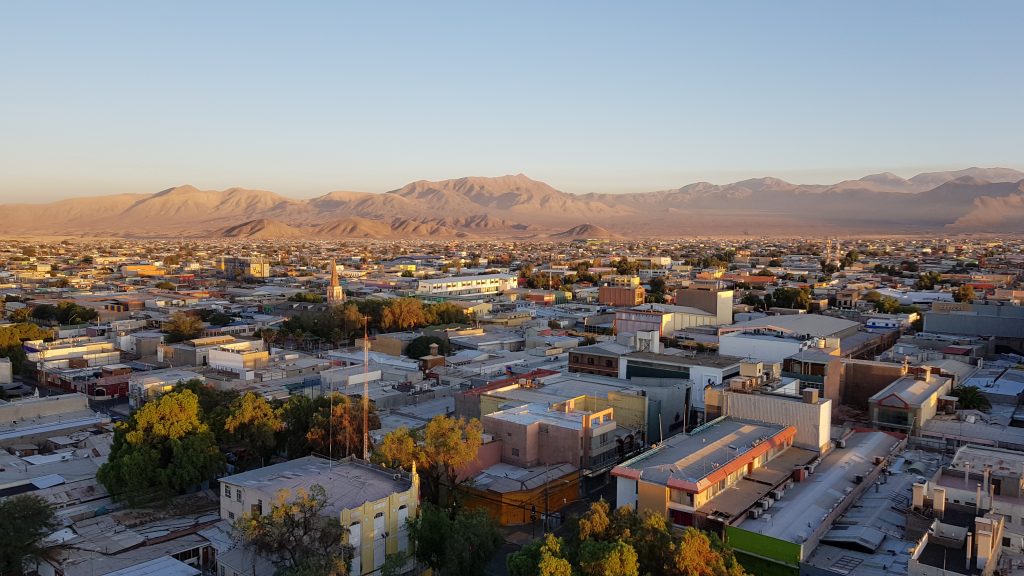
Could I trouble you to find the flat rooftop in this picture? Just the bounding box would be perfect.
[626,350,744,369]
[220,456,412,512]
[485,403,598,431]
[471,462,578,494]
[738,431,902,544]
[614,418,787,486]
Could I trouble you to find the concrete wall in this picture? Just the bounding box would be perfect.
[839,359,904,410]
[721,391,832,452]
[0,393,90,425]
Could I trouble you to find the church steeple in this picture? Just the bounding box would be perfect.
[327,259,345,304]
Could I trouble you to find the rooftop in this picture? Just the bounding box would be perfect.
[220,456,413,512]
[727,314,860,337]
[626,350,744,369]
[470,462,578,494]
[484,402,600,431]
[869,374,952,407]
[613,418,789,489]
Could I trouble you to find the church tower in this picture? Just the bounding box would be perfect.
[327,259,345,304]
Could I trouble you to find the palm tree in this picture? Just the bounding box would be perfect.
[953,385,991,412]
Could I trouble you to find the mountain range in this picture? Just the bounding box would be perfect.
[2,167,1022,238]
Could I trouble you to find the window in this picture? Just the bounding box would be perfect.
[1004,537,1012,548]
[228,511,235,520]
[223,485,231,497]
[235,488,242,502]
[512,448,520,456]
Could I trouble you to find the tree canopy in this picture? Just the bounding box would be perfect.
[508,501,747,576]
[406,335,450,359]
[97,389,224,504]
[224,392,284,469]
[375,415,482,506]
[408,504,501,576]
[163,311,204,343]
[0,495,57,575]
[236,484,350,575]
[29,301,98,325]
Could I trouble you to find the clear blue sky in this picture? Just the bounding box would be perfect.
[2,1,1023,200]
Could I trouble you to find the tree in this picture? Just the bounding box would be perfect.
[155,280,176,290]
[953,284,976,303]
[739,293,762,308]
[373,415,483,507]
[578,540,639,576]
[0,322,51,375]
[164,311,204,342]
[408,504,501,576]
[875,296,901,314]
[0,495,57,575]
[173,379,240,445]
[427,302,469,325]
[669,528,745,576]
[421,415,483,507]
[97,390,224,504]
[406,336,449,359]
[278,393,380,460]
[953,385,991,412]
[915,271,941,290]
[374,427,420,470]
[381,298,429,331]
[236,484,350,574]
[288,292,324,303]
[769,287,811,310]
[224,392,284,468]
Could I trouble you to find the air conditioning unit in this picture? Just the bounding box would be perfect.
[748,508,762,519]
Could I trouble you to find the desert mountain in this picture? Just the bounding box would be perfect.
[549,224,622,240]
[2,168,1023,238]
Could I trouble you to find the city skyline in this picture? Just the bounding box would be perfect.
[3,1,1023,200]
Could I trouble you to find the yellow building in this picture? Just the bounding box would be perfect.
[218,456,419,576]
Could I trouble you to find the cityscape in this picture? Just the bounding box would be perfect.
[2,3,1024,576]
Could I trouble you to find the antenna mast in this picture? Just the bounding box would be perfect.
[363,315,370,460]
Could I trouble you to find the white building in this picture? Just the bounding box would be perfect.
[415,273,516,297]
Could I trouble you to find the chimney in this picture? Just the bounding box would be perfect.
[966,532,973,570]
[983,465,991,497]
[429,342,439,356]
[917,366,932,381]
[912,483,926,509]
[976,483,982,515]
[802,388,819,404]
[933,487,946,519]
[975,517,994,571]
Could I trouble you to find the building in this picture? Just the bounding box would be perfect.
[217,456,419,576]
[868,367,953,434]
[674,286,734,326]
[612,418,812,531]
[599,276,645,307]
[460,462,580,526]
[482,399,625,473]
[220,256,271,280]
[704,361,832,452]
[925,302,1024,354]
[207,341,269,380]
[327,259,345,304]
[414,273,516,297]
[718,314,862,364]
[129,368,206,409]
[568,342,631,377]
[614,303,720,337]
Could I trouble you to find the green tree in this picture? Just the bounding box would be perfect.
[288,292,324,303]
[381,298,429,331]
[0,495,57,575]
[408,504,501,576]
[953,385,991,412]
[155,280,176,290]
[373,415,483,507]
[0,322,52,375]
[953,284,976,303]
[277,393,380,460]
[427,302,470,325]
[769,287,811,310]
[164,311,204,342]
[236,484,350,574]
[224,392,284,468]
[406,335,449,359]
[97,390,224,504]
[915,271,941,290]
[579,540,639,576]
[172,379,240,444]
[876,296,901,314]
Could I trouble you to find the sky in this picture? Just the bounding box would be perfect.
[2,1,1023,201]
